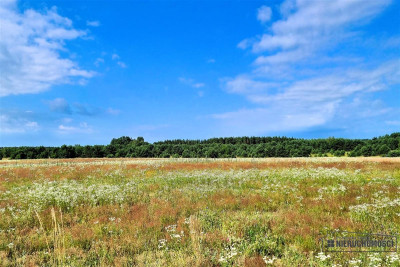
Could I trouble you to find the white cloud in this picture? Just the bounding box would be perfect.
[0,114,39,133]
[58,122,92,134]
[94,57,104,66]
[179,77,205,88]
[257,6,272,23]
[0,0,96,97]
[279,0,296,18]
[218,61,400,135]
[247,61,400,104]
[86,20,100,27]
[254,48,309,65]
[217,0,398,135]
[225,76,278,94]
[237,39,251,50]
[249,0,391,53]
[193,83,205,88]
[111,54,127,68]
[207,59,216,63]
[25,121,38,128]
[117,61,127,68]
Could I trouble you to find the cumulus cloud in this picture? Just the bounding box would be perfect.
[216,0,399,135]
[0,0,96,97]
[257,6,272,23]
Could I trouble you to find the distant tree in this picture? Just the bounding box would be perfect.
[2,132,400,159]
[377,144,390,155]
[110,136,133,146]
[360,145,373,156]
[206,147,219,158]
[387,149,400,157]
[333,150,345,157]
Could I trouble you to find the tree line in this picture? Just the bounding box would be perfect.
[1,133,400,159]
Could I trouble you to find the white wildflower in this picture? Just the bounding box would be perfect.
[158,239,167,249]
[315,252,331,261]
[263,255,277,265]
[348,258,362,266]
[165,224,177,233]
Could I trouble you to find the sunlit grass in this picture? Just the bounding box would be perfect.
[0,158,399,266]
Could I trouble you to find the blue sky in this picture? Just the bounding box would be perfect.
[0,0,399,146]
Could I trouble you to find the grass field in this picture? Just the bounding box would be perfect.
[1,158,399,266]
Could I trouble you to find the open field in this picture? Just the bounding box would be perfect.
[1,158,400,266]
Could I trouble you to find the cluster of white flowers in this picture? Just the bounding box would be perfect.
[368,253,382,266]
[2,179,140,214]
[349,197,400,218]
[144,167,363,204]
[386,253,399,264]
[218,244,238,263]
[315,252,331,262]
[348,258,362,266]
[164,224,184,240]
[263,255,277,265]
[158,239,167,249]
[108,217,121,223]
[170,233,182,239]
[165,224,177,233]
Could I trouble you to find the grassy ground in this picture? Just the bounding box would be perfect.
[0,158,399,266]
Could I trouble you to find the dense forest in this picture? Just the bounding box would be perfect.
[1,133,400,159]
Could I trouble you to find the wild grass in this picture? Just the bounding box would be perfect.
[0,158,399,266]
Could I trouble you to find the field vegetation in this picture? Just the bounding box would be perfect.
[0,158,399,266]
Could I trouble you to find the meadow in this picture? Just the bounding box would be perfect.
[0,157,399,266]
